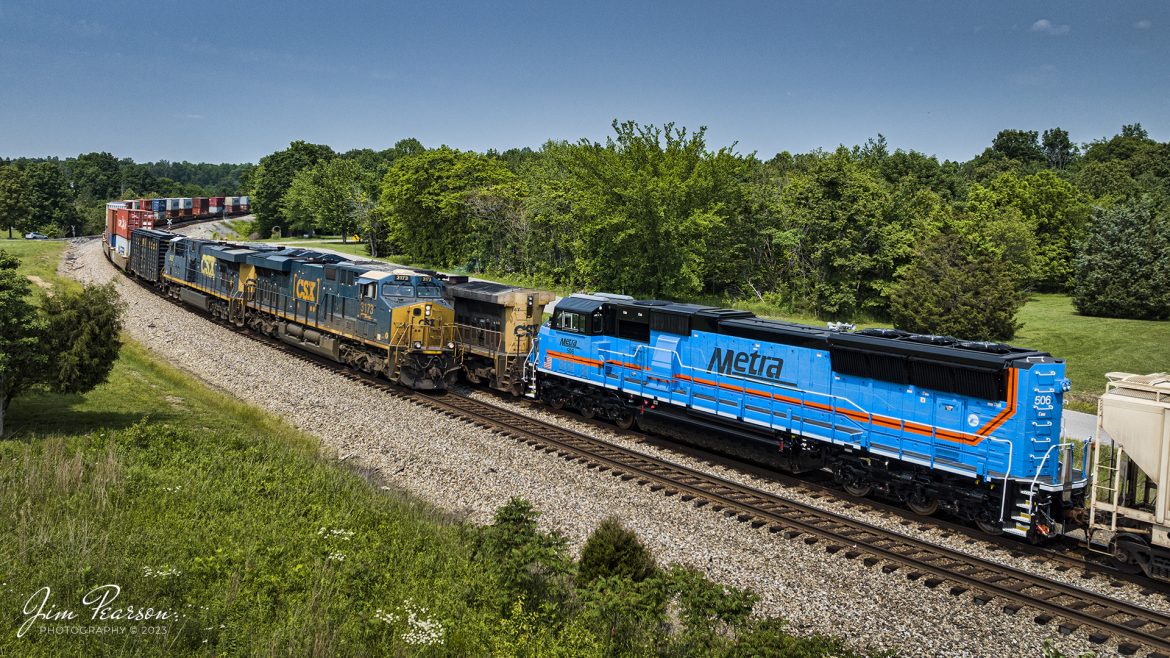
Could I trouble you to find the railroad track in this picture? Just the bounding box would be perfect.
[534,401,1169,594]
[117,254,1170,657]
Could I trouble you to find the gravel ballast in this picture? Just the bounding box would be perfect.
[62,235,1141,657]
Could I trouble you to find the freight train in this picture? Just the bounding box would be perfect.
[99,212,1169,582]
[104,195,249,268]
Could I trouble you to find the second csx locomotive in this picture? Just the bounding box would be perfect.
[530,294,1090,541]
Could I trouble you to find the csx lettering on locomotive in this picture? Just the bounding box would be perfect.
[707,347,784,383]
[200,255,216,277]
[293,275,319,303]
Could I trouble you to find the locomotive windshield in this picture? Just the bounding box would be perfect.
[382,283,414,298]
[416,283,441,298]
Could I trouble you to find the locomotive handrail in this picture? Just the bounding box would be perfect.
[588,340,1040,475]
[985,436,1014,522]
[1027,440,1090,494]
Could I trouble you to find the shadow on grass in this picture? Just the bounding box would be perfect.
[4,392,174,440]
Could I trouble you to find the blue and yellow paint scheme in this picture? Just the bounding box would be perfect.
[161,238,459,390]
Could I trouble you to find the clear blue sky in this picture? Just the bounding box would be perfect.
[1,1,1167,164]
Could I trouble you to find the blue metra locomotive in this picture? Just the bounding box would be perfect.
[529,293,1090,539]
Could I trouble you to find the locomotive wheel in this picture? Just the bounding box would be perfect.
[580,406,596,419]
[975,519,1004,536]
[549,397,566,410]
[907,496,939,516]
[843,483,872,497]
[510,381,524,397]
[614,411,635,430]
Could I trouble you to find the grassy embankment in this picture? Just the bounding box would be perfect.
[0,239,868,656]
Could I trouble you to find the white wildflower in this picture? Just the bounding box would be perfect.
[316,527,354,541]
[374,599,444,646]
[327,552,346,562]
[143,565,182,578]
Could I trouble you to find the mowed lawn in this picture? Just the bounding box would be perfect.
[0,238,73,290]
[1015,294,1170,409]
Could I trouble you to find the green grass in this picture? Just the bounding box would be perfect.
[0,244,868,657]
[0,347,504,655]
[1014,294,1170,409]
[0,239,71,290]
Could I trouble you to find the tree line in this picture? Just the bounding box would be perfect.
[0,152,252,237]
[247,121,1170,340]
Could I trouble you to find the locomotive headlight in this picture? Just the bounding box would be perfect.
[447,342,455,349]
[413,341,423,349]
[425,304,431,316]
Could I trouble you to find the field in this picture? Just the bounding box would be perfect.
[1015,294,1170,410]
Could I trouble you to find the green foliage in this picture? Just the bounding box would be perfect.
[0,250,43,432]
[525,121,753,298]
[991,129,1045,165]
[1072,200,1170,320]
[478,497,574,615]
[378,146,523,266]
[250,140,337,237]
[0,165,30,236]
[282,158,375,241]
[65,151,122,200]
[39,282,125,394]
[577,517,657,586]
[0,251,125,435]
[888,213,1033,340]
[965,170,1091,291]
[21,161,78,235]
[774,146,904,318]
[1041,127,1077,170]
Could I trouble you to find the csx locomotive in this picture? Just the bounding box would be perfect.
[123,229,461,390]
[529,294,1091,541]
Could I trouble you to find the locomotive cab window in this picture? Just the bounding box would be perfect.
[416,283,441,298]
[556,310,585,333]
[382,283,413,299]
[361,282,377,299]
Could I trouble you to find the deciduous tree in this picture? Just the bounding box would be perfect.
[0,165,29,239]
[0,252,125,436]
[250,141,335,237]
[1072,200,1170,320]
[888,213,1034,340]
[378,147,523,266]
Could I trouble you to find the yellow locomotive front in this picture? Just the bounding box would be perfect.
[378,270,461,390]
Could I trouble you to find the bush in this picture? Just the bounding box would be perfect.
[577,517,657,586]
[1072,199,1170,320]
[478,497,574,616]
